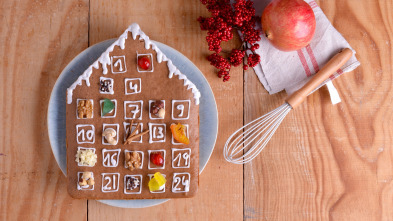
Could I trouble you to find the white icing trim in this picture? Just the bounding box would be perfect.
[171,148,191,169]
[137,53,154,72]
[148,123,166,143]
[99,77,114,94]
[171,124,189,145]
[110,55,127,74]
[172,172,190,193]
[149,100,165,120]
[171,100,190,120]
[77,172,94,190]
[124,175,142,194]
[76,147,97,167]
[124,101,143,120]
[123,122,144,143]
[124,78,142,95]
[100,99,117,118]
[102,123,119,145]
[147,174,166,193]
[101,173,120,193]
[76,124,95,144]
[124,150,144,169]
[67,23,201,105]
[76,99,94,119]
[148,150,166,170]
[102,149,121,167]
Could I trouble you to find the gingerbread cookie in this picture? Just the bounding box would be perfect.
[66,23,200,199]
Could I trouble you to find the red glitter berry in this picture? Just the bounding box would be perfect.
[138,56,150,70]
[232,0,255,27]
[217,70,225,78]
[228,49,245,67]
[198,0,261,82]
[251,43,259,51]
[207,53,231,70]
[198,17,216,31]
[218,70,230,82]
[247,53,261,67]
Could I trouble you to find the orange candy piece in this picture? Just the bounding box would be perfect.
[170,123,190,145]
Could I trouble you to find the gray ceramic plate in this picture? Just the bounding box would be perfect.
[47,39,218,208]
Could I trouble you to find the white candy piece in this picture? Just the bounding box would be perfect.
[157,108,165,118]
[102,128,117,145]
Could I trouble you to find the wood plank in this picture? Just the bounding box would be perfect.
[3,0,391,220]
[244,0,393,220]
[0,0,89,220]
[88,0,243,220]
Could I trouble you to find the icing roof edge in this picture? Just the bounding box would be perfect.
[66,23,201,105]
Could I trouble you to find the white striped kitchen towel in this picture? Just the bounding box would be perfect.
[250,0,360,104]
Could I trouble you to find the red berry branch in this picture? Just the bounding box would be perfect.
[198,0,261,82]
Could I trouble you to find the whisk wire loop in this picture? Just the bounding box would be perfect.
[241,107,291,164]
[224,103,292,164]
[226,105,281,158]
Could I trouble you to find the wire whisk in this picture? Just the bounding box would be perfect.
[224,48,353,164]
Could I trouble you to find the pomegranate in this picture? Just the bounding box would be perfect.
[261,0,316,51]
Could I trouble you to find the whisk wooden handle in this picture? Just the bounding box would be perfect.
[286,48,353,109]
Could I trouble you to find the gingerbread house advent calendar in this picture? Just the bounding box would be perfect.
[66,23,201,199]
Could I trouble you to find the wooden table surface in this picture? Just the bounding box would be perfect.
[1,0,393,220]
